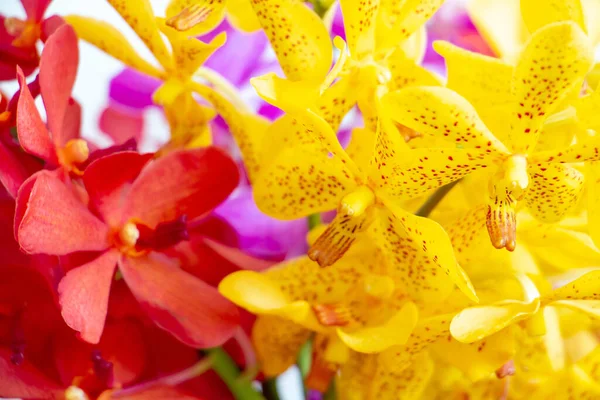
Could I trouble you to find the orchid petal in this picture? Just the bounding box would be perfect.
[165,0,227,35]
[521,0,586,34]
[120,253,239,348]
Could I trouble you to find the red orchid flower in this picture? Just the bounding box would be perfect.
[15,147,241,348]
[0,0,63,81]
[0,268,233,400]
[16,23,87,176]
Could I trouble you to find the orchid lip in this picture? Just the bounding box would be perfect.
[91,349,115,388]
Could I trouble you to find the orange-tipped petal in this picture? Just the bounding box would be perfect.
[119,253,240,348]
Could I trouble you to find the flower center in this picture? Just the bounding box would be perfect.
[58,139,90,173]
[116,216,190,256]
[5,18,40,48]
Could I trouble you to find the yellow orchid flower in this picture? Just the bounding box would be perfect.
[468,0,600,63]
[249,106,477,302]
[65,0,258,150]
[382,21,596,251]
[250,0,442,134]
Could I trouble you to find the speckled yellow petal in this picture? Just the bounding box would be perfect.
[339,0,379,59]
[552,300,600,319]
[376,147,496,201]
[252,315,312,377]
[542,270,600,303]
[218,270,322,330]
[576,90,600,131]
[530,136,600,164]
[521,0,586,34]
[370,200,478,303]
[508,21,594,154]
[65,16,164,78]
[315,76,358,134]
[107,0,173,70]
[379,313,454,372]
[371,351,433,399]
[382,86,507,151]
[525,163,584,223]
[450,299,540,343]
[251,72,320,114]
[225,0,261,32]
[165,0,227,35]
[190,82,268,182]
[250,0,332,82]
[346,128,375,173]
[376,0,444,52]
[337,352,377,400]
[433,41,513,137]
[466,0,527,62]
[431,328,516,382]
[158,23,226,76]
[386,47,442,92]
[338,302,418,353]
[444,203,491,267]
[252,115,358,219]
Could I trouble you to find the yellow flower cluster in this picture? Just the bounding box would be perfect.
[70,0,600,398]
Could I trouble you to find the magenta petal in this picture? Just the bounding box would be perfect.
[108,68,161,109]
[58,250,119,344]
[119,253,240,348]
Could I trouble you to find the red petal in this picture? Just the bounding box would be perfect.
[119,253,240,348]
[17,171,110,255]
[58,250,119,344]
[117,386,205,400]
[40,16,65,42]
[123,147,239,228]
[39,24,78,148]
[14,171,40,241]
[20,0,52,21]
[60,98,82,146]
[0,139,33,198]
[83,151,153,226]
[16,67,57,164]
[99,104,144,145]
[0,350,61,399]
[54,319,147,388]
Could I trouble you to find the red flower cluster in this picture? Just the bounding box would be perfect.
[0,4,269,398]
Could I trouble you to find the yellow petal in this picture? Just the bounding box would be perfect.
[165,0,227,35]
[508,21,594,154]
[588,162,600,249]
[520,0,586,34]
[466,0,528,62]
[370,201,478,303]
[582,0,600,47]
[542,270,600,303]
[371,351,433,399]
[376,147,496,201]
[382,86,507,151]
[251,72,320,114]
[450,299,541,343]
[379,313,454,372]
[252,315,312,376]
[225,0,262,32]
[375,0,444,52]
[315,76,357,134]
[107,0,173,70]
[158,23,226,76]
[337,301,418,353]
[551,299,600,319]
[525,163,584,223]
[337,352,377,400]
[386,46,442,92]
[64,15,164,78]
[431,328,516,382]
[433,41,514,138]
[346,128,376,173]
[251,0,332,82]
[399,26,427,64]
[339,0,379,59]
[252,115,359,219]
[576,90,600,132]
[445,203,491,268]
[190,82,268,182]
[162,91,215,146]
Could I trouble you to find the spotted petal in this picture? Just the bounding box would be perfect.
[340,0,379,59]
[520,0,586,34]
[508,21,594,154]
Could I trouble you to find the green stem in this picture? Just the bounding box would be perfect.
[207,348,265,400]
[323,381,336,400]
[261,379,281,400]
[415,180,459,218]
[308,213,322,230]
